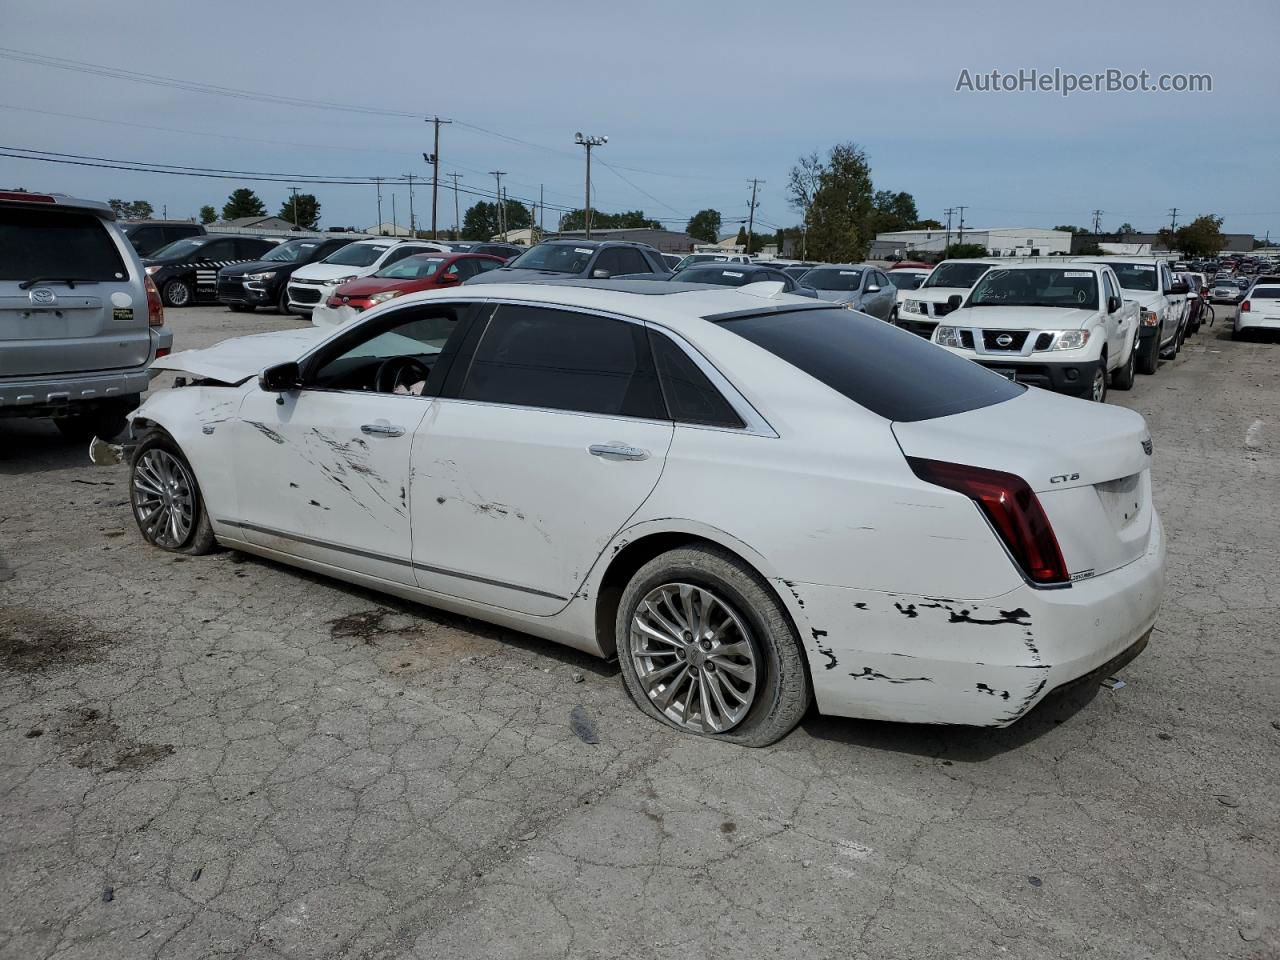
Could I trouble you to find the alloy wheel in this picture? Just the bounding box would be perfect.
[132,449,196,548]
[629,583,759,734]
[166,281,191,307]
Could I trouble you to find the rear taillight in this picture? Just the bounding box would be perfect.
[144,273,165,327]
[1241,300,1250,312]
[907,457,1070,586]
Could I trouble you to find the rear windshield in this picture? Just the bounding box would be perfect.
[0,206,128,282]
[325,243,391,267]
[717,307,1023,422]
[679,266,758,287]
[804,267,863,291]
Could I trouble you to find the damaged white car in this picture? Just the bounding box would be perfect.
[121,279,1165,745]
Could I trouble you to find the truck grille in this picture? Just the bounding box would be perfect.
[982,330,1028,351]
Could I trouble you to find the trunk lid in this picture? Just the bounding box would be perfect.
[893,388,1155,580]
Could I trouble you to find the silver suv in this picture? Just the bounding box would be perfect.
[1,191,172,440]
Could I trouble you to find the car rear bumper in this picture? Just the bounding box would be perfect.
[788,511,1165,727]
[1237,313,1280,331]
[0,367,152,415]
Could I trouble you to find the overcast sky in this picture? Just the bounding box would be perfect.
[2,0,1277,239]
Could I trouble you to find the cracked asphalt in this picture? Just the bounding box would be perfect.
[2,306,1277,960]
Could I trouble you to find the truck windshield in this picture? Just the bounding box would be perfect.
[969,268,1099,309]
[923,262,991,288]
[1103,262,1159,292]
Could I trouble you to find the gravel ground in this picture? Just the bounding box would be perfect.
[1,305,1277,960]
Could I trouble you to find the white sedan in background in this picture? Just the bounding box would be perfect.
[123,280,1165,745]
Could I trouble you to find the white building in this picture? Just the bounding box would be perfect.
[873,227,1073,259]
[363,222,414,237]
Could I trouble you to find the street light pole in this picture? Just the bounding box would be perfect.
[574,133,607,239]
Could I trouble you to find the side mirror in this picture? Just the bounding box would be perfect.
[947,294,964,310]
[865,284,881,293]
[1107,295,1121,313]
[437,273,460,285]
[259,361,301,393]
[1169,282,1190,295]
[591,268,612,279]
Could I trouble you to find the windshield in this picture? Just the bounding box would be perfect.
[923,262,991,289]
[376,255,445,279]
[804,268,863,291]
[262,240,320,263]
[887,273,926,291]
[719,307,1022,421]
[149,237,206,260]
[1103,262,1159,292]
[969,268,1099,309]
[507,244,594,273]
[324,243,392,267]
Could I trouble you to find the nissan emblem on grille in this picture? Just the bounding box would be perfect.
[996,333,1013,347]
[29,288,56,306]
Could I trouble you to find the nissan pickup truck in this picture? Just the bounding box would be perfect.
[930,262,1140,403]
[1073,256,1188,374]
[895,258,999,338]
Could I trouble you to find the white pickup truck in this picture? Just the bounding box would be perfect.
[930,261,1140,403]
[1073,257,1188,374]
[895,259,999,338]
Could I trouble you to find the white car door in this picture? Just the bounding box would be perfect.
[409,302,674,615]
[1100,269,1128,363]
[230,308,467,584]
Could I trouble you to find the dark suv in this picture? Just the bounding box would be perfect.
[143,234,282,307]
[463,239,670,285]
[120,220,206,258]
[216,236,355,313]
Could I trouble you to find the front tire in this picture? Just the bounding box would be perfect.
[163,279,192,307]
[1111,338,1137,391]
[129,433,216,555]
[1138,335,1160,375]
[277,287,293,315]
[616,545,811,747]
[1089,355,1108,403]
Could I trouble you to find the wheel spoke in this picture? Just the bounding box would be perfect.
[653,666,691,711]
[710,658,755,684]
[639,600,686,645]
[633,613,684,649]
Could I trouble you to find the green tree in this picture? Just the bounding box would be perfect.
[279,193,321,229]
[462,200,532,240]
[107,199,154,220]
[198,205,217,225]
[1053,224,1090,235]
[734,225,749,248]
[221,188,267,221]
[942,242,989,260]
[1116,222,1135,236]
[559,208,661,231]
[685,208,722,244]
[790,142,876,262]
[869,190,919,234]
[1158,214,1224,257]
[915,218,944,230]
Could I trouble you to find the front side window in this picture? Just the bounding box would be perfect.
[0,207,127,281]
[197,240,235,260]
[460,305,664,418]
[309,308,462,394]
[969,268,1099,309]
[1104,262,1159,292]
[717,307,1022,422]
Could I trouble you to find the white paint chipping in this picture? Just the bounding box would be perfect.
[1245,419,1264,449]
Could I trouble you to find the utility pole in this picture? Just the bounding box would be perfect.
[405,174,416,237]
[423,116,451,240]
[539,184,544,238]
[574,132,607,239]
[488,170,506,241]
[956,205,968,246]
[162,203,167,219]
[1169,207,1179,231]
[446,173,462,239]
[1092,208,1104,233]
[746,178,764,255]
[288,187,300,229]
[391,194,397,235]
[501,188,508,238]
[943,208,955,251]
[374,177,383,234]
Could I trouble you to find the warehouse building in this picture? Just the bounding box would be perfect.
[872,226,1073,259]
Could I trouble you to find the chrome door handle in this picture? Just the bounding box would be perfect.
[361,423,405,437]
[589,442,648,461]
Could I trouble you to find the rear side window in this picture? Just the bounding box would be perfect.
[717,307,1023,422]
[1250,287,1280,299]
[0,207,127,282]
[461,305,665,419]
[649,332,744,428]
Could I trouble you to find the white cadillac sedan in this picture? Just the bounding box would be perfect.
[127,280,1165,746]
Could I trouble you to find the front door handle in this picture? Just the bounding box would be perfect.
[589,442,648,461]
[361,423,405,437]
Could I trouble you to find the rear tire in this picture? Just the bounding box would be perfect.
[54,395,140,443]
[616,545,811,747]
[129,433,216,555]
[1110,338,1137,391]
[162,279,192,307]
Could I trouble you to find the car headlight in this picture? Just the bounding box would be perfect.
[367,290,403,305]
[934,325,964,348]
[1052,330,1090,351]
[903,299,923,314]
[243,271,277,281]
[1140,308,1160,326]
[145,265,161,275]
[326,276,357,285]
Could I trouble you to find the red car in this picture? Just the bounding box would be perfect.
[317,252,504,323]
